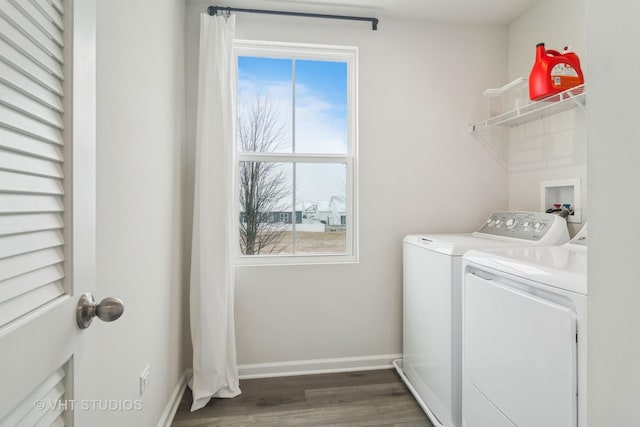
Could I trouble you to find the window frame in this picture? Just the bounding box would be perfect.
[233,40,359,266]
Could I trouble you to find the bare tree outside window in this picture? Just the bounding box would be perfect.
[238,97,291,255]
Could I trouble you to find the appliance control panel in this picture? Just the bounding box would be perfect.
[474,211,568,243]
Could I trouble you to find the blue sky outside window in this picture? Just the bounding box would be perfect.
[237,56,347,154]
[294,60,347,154]
[237,56,293,153]
[236,53,350,257]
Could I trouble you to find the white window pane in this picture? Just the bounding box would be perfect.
[237,57,293,153]
[294,60,348,154]
[295,163,347,254]
[238,161,293,255]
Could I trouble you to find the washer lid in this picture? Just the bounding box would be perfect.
[403,233,541,256]
[464,244,587,295]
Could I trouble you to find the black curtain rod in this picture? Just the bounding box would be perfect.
[207,5,379,31]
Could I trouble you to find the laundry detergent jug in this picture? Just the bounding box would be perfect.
[529,43,584,101]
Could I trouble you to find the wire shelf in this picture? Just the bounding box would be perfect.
[471,84,586,131]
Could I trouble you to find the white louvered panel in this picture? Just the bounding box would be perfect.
[0,230,63,258]
[50,417,65,427]
[0,213,63,236]
[0,367,67,427]
[0,1,64,63]
[0,170,64,194]
[9,0,64,47]
[0,1,68,392]
[23,374,64,427]
[0,282,64,327]
[51,0,64,15]
[0,15,63,79]
[0,149,63,178]
[0,83,64,129]
[32,404,64,427]
[32,410,63,427]
[0,38,64,96]
[30,0,64,31]
[0,194,64,214]
[0,106,63,145]
[48,0,63,14]
[0,61,64,112]
[0,127,63,161]
[0,265,64,306]
[0,0,69,421]
[0,246,64,282]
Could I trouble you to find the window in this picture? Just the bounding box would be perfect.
[234,41,358,264]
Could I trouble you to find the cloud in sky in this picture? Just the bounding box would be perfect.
[237,56,349,203]
[237,56,348,154]
[294,83,347,154]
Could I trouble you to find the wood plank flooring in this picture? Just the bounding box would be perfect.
[171,369,433,427]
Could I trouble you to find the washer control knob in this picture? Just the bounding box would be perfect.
[505,218,517,229]
[494,219,503,228]
[486,219,495,227]
[534,222,546,232]
[522,221,532,230]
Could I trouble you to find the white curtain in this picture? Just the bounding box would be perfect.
[189,13,240,411]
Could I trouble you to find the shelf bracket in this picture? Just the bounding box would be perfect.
[566,90,586,113]
[469,126,508,170]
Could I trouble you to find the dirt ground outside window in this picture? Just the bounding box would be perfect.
[245,231,347,255]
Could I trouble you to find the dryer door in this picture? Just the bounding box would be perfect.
[463,273,577,427]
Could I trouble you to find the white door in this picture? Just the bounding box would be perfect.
[0,0,114,425]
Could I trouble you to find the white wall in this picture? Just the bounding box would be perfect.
[507,0,585,81]
[185,1,508,372]
[84,0,187,425]
[587,0,640,424]
[506,0,586,235]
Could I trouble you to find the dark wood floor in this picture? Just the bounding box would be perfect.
[171,369,433,427]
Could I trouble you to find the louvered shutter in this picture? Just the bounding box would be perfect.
[0,0,66,330]
[1,366,68,426]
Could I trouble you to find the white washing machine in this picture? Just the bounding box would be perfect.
[461,225,587,427]
[395,212,570,427]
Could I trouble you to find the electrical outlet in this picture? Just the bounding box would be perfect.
[140,364,151,396]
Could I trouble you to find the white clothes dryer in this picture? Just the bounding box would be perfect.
[461,225,587,427]
[396,212,570,427]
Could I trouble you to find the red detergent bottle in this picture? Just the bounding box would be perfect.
[529,43,584,100]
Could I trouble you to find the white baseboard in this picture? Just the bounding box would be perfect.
[238,354,402,379]
[157,370,190,427]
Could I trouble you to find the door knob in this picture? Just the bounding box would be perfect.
[76,293,125,329]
